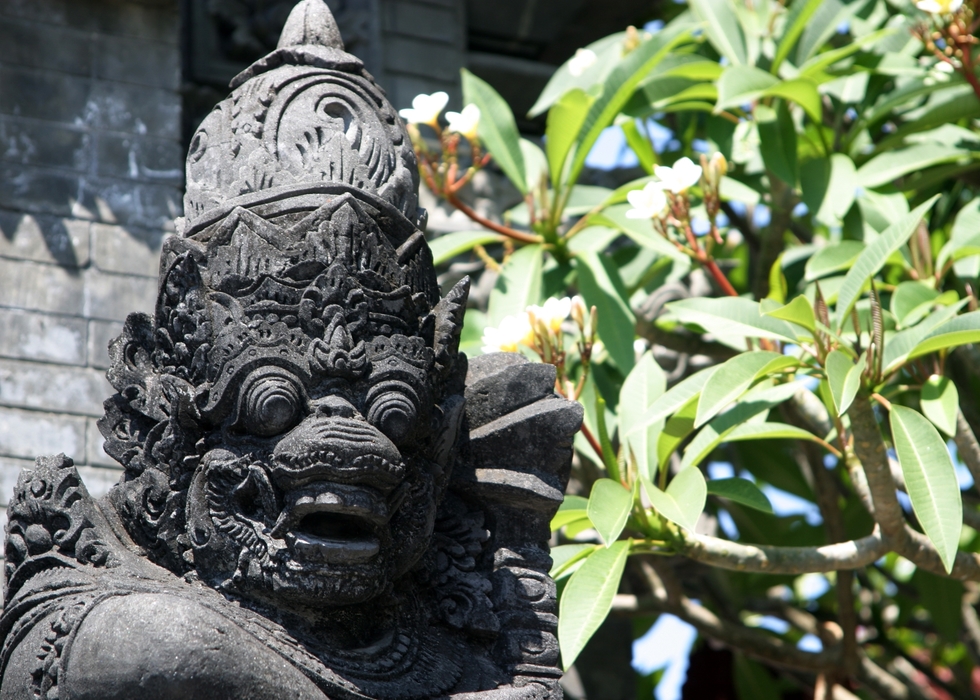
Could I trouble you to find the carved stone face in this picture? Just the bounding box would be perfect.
[186,331,458,608]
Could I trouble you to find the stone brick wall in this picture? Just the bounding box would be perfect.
[0,0,182,538]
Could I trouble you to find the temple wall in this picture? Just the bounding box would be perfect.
[0,0,183,539]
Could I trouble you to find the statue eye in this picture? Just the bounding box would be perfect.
[365,382,419,445]
[240,372,303,437]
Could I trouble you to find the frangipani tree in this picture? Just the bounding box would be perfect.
[403,1,980,697]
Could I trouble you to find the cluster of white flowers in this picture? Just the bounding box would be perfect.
[916,0,962,13]
[624,153,729,222]
[482,296,584,353]
[398,92,482,137]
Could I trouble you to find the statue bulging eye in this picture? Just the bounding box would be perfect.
[366,382,418,445]
[241,375,303,437]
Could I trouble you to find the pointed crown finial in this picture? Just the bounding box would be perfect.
[278,0,345,51]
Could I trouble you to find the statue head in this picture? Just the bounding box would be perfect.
[98,0,469,612]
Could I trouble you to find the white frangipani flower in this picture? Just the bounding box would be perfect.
[625,182,669,220]
[654,156,703,194]
[445,104,481,139]
[398,91,449,126]
[481,312,534,353]
[916,0,963,13]
[568,48,598,77]
[528,297,573,333]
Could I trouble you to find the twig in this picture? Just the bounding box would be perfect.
[677,528,887,574]
[954,410,980,497]
[444,193,543,244]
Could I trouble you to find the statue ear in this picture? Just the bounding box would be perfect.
[432,276,470,375]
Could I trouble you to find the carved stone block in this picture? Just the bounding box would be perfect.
[0,3,581,697]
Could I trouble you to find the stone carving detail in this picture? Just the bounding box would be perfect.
[0,2,581,698]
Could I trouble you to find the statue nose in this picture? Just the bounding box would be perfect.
[310,395,357,419]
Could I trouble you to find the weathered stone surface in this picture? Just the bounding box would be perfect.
[0,359,111,417]
[0,209,90,267]
[92,221,168,276]
[82,268,159,321]
[0,258,86,315]
[0,116,90,173]
[0,0,179,44]
[0,406,86,460]
[0,309,88,366]
[0,4,579,698]
[93,133,184,186]
[87,319,124,369]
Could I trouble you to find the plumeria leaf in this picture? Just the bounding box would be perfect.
[666,297,798,343]
[834,196,940,331]
[707,478,773,513]
[696,351,786,428]
[890,405,962,574]
[428,231,504,266]
[883,300,969,373]
[826,350,865,417]
[921,375,959,437]
[546,89,594,191]
[461,69,527,193]
[644,467,707,532]
[805,241,865,282]
[891,281,942,328]
[550,544,598,578]
[630,365,718,449]
[587,479,634,546]
[551,496,591,531]
[764,295,816,334]
[487,245,543,327]
[620,353,668,481]
[658,394,700,470]
[576,251,636,372]
[558,540,631,669]
[690,0,748,65]
[906,311,980,361]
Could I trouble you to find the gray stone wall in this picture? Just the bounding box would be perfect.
[0,0,182,538]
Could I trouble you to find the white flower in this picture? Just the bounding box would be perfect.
[445,104,481,139]
[916,0,963,13]
[625,182,669,219]
[654,156,703,194]
[935,60,956,73]
[398,91,449,126]
[568,48,598,77]
[528,297,573,333]
[481,312,534,353]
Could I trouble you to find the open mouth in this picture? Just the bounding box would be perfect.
[273,483,386,564]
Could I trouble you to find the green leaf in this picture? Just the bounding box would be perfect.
[765,295,816,333]
[428,231,504,266]
[576,251,637,372]
[666,297,799,343]
[487,244,543,326]
[707,477,773,513]
[765,79,822,123]
[834,196,940,331]
[521,138,549,193]
[757,102,798,187]
[587,478,634,546]
[854,144,967,189]
[723,421,826,446]
[883,301,969,373]
[696,351,786,428]
[907,311,980,360]
[719,176,762,205]
[546,89,594,192]
[945,197,980,278]
[795,0,856,65]
[799,27,895,77]
[558,540,631,669]
[462,69,528,194]
[592,205,686,260]
[825,350,865,417]
[550,543,598,578]
[682,381,803,469]
[529,32,626,118]
[891,281,941,328]
[715,66,779,113]
[619,353,668,481]
[620,118,656,175]
[921,375,959,437]
[805,241,865,282]
[773,0,823,73]
[801,154,857,227]
[889,405,962,574]
[644,467,707,531]
[629,365,719,445]
[565,19,694,195]
[658,394,700,470]
[552,495,591,530]
[690,0,748,65]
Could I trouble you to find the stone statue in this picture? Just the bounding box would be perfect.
[0,2,582,698]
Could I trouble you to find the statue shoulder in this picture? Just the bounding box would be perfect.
[60,592,326,700]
